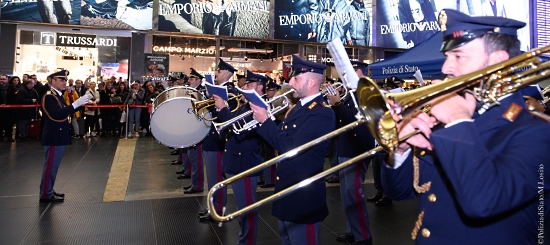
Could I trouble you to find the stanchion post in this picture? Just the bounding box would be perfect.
[125,104,129,139]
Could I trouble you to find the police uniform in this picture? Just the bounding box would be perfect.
[324,77,341,183]
[259,79,281,187]
[201,59,238,218]
[332,91,374,244]
[182,68,205,193]
[216,71,269,245]
[381,9,550,244]
[256,56,336,244]
[39,70,87,202]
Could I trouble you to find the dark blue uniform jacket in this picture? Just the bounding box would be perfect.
[41,90,77,146]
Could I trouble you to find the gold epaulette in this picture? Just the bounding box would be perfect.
[308,101,317,110]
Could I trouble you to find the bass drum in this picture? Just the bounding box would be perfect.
[150,86,211,148]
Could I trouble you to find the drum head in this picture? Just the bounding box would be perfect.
[151,96,211,148]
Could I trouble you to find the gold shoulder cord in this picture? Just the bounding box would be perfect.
[41,92,69,123]
[413,147,431,193]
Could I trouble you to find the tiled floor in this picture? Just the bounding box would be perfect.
[0,135,417,245]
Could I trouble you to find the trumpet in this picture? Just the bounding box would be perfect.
[205,44,550,223]
[321,82,348,101]
[212,89,295,135]
[191,93,242,121]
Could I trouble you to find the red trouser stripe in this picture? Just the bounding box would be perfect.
[354,161,369,240]
[216,151,224,212]
[42,146,56,199]
[306,223,317,245]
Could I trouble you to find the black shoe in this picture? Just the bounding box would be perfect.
[82,0,117,19]
[176,170,185,174]
[177,174,191,179]
[326,178,340,183]
[336,232,354,243]
[257,180,265,186]
[184,189,203,194]
[198,209,209,216]
[366,194,382,202]
[352,239,373,245]
[39,196,64,203]
[170,150,179,155]
[198,213,212,221]
[171,160,182,165]
[375,197,393,207]
[183,185,192,190]
[260,184,275,188]
[54,191,65,197]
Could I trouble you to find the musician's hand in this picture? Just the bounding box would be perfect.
[395,112,436,154]
[250,102,269,124]
[429,92,476,124]
[327,93,340,106]
[524,95,545,113]
[347,40,353,45]
[213,94,226,110]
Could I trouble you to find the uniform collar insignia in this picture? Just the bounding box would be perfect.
[502,102,522,122]
[308,101,317,110]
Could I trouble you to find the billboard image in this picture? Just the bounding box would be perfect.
[145,54,169,77]
[80,0,152,30]
[375,0,455,49]
[274,0,371,45]
[1,0,81,25]
[158,0,269,38]
[458,0,531,51]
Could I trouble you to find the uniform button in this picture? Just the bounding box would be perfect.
[339,119,342,122]
[224,149,227,152]
[420,151,426,156]
[284,125,288,129]
[59,128,62,130]
[276,176,280,181]
[225,139,228,142]
[354,134,357,137]
[421,228,430,238]
[428,194,436,202]
[238,152,241,155]
[212,132,215,135]
[347,104,350,106]
[293,124,296,128]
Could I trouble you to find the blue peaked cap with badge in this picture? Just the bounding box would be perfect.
[438,9,526,52]
[244,70,269,85]
[289,55,327,78]
[189,68,204,80]
[350,61,368,73]
[48,70,69,79]
[217,58,237,73]
[266,79,281,90]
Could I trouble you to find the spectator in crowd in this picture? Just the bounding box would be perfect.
[7,76,21,140]
[83,81,100,137]
[126,83,144,138]
[63,85,81,138]
[142,83,157,136]
[114,82,130,138]
[16,79,39,140]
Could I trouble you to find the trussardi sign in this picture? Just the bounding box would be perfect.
[56,33,118,48]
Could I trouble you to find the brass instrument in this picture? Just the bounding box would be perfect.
[207,44,550,223]
[191,93,242,121]
[212,89,295,135]
[321,82,348,101]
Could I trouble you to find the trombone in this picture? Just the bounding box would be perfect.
[191,93,242,121]
[212,89,295,135]
[321,82,348,101]
[207,44,550,223]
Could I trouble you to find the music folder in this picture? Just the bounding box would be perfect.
[205,74,214,84]
[237,87,268,108]
[205,82,228,101]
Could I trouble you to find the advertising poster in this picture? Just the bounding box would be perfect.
[145,54,169,77]
[273,0,371,45]
[375,0,455,49]
[100,62,128,80]
[1,0,81,25]
[80,0,152,30]
[458,0,531,51]
[158,0,270,38]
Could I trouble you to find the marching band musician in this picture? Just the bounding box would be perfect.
[323,77,341,184]
[213,70,268,245]
[326,64,375,245]
[199,58,238,221]
[39,70,93,203]
[236,73,246,88]
[182,68,205,194]
[382,9,550,244]
[259,79,281,188]
[250,55,336,245]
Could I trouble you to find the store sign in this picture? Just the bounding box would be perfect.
[152,46,216,55]
[40,32,56,45]
[227,62,251,68]
[56,33,118,48]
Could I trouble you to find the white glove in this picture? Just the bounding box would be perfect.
[72,94,93,109]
